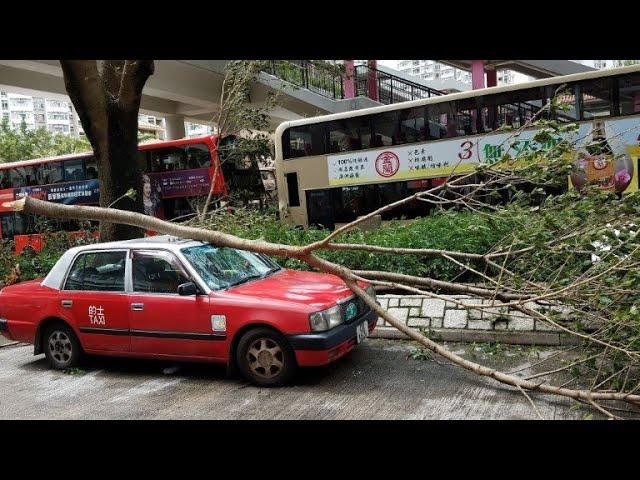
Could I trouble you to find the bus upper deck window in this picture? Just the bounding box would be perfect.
[372,111,400,147]
[580,78,612,120]
[85,157,98,179]
[63,159,85,182]
[150,146,187,172]
[287,125,326,158]
[186,144,211,168]
[618,73,640,116]
[328,117,371,153]
[0,171,10,189]
[41,162,64,184]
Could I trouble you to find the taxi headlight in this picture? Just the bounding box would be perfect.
[309,305,343,332]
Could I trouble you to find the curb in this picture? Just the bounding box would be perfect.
[370,326,581,346]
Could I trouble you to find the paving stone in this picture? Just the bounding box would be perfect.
[535,319,561,332]
[400,298,422,307]
[507,317,535,331]
[468,319,494,330]
[430,317,443,328]
[387,307,409,322]
[388,298,399,308]
[421,299,445,318]
[443,309,468,329]
[409,307,421,317]
[407,317,430,327]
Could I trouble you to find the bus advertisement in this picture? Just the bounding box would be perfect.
[275,65,640,229]
[0,134,262,252]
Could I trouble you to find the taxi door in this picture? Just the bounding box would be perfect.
[128,249,225,359]
[59,250,131,352]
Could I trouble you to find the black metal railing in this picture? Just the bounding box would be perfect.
[263,60,344,100]
[263,61,447,105]
[354,65,445,105]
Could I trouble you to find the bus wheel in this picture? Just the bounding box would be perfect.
[236,328,297,387]
[44,323,82,370]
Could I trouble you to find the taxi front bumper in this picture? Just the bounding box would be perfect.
[287,309,377,366]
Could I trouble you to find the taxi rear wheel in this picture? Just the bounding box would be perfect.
[44,323,82,370]
[236,328,297,387]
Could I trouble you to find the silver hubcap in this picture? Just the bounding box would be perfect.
[48,331,72,365]
[247,338,284,379]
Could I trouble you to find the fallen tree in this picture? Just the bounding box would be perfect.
[4,193,640,417]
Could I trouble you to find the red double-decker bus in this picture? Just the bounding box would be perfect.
[0,134,259,253]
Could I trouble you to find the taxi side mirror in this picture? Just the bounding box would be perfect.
[177,282,198,296]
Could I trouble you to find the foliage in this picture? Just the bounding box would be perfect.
[188,205,518,280]
[0,118,90,163]
[0,219,98,285]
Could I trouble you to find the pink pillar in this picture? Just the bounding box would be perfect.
[343,60,355,99]
[471,60,486,90]
[486,68,497,88]
[367,60,379,102]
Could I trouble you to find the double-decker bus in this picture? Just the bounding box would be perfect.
[0,134,262,252]
[275,65,640,229]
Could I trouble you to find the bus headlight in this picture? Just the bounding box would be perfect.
[309,305,343,332]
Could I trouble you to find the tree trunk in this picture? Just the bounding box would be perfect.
[60,60,153,241]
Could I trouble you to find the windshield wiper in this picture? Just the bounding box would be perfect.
[228,273,263,288]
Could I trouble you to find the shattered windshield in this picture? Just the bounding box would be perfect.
[181,245,279,290]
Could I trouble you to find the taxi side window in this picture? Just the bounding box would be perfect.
[132,250,190,294]
[64,251,127,292]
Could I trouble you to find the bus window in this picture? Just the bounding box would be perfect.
[9,166,39,188]
[63,158,85,182]
[149,146,187,172]
[41,162,64,184]
[0,170,10,189]
[185,143,212,168]
[580,78,612,119]
[372,111,400,147]
[285,172,300,207]
[454,98,478,136]
[479,88,544,132]
[85,156,98,179]
[553,85,580,122]
[618,73,640,115]
[328,117,371,153]
[427,102,455,139]
[399,106,426,144]
[286,125,326,158]
[0,213,14,239]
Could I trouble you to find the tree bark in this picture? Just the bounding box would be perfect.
[59,60,154,241]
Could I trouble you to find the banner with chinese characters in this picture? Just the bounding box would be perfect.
[147,167,211,199]
[13,179,100,205]
[327,117,640,191]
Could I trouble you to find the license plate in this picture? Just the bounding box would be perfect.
[356,320,369,344]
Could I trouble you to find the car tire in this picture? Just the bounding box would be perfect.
[43,322,82,370]
[236,327,297,387]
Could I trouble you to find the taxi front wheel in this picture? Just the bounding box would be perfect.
[236,328,297,387]
[44,323,82,370]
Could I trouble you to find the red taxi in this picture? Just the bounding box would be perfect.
[0,236,377,386]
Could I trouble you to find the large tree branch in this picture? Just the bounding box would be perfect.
[4,195,640,410]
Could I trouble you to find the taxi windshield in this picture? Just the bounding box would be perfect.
[181,245,279,290]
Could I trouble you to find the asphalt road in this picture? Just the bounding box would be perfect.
[0,339,599,420]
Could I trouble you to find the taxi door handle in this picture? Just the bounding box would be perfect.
[131,303,144,311]
[61,300,73,308]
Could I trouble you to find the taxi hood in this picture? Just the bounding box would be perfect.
[223,269,356,311]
